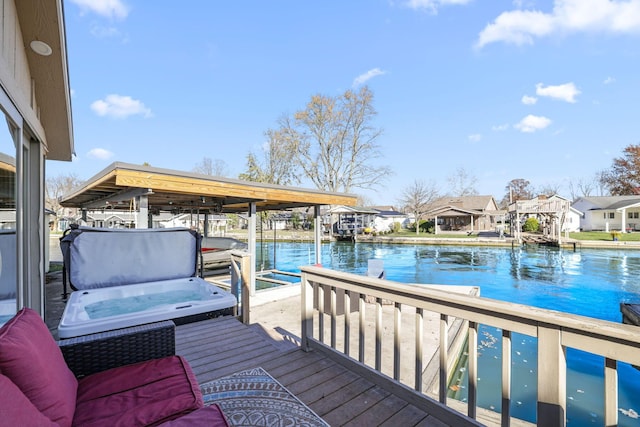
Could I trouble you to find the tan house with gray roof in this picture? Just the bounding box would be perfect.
[426,195,503,233]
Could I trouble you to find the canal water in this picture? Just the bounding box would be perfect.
[256,241,640,426]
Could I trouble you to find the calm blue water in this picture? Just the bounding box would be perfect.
[256,241,640,426]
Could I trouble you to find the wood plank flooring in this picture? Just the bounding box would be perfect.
[176,316,458,427]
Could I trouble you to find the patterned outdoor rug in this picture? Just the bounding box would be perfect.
[200,367,329,427]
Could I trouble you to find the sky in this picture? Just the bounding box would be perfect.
[48,0,640,205]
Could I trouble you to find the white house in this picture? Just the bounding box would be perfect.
[371,209,410,232]
[572,196,640,232]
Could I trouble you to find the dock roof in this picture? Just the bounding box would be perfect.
[60,162,358,213]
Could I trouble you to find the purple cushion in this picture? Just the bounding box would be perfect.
[74,355,203,427]
[158,405,229,427]
[0,374,59,426]
[0,308,77,427]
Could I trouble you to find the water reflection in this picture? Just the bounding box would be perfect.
[0,114,17,323]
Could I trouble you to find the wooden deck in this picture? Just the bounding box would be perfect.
[176,316,465,427]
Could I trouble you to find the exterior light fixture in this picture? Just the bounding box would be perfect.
[30,40,52,56]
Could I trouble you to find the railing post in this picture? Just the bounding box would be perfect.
[230,251,252,324]
[537,325,566,427]
[301,272,313,352]
[502,330,512,427]
[467,321,478,419]
[604,358,618,427]
[394,302,401,381]
[439,314,449,404]
[415,307,424,392]
[344,290,351,356]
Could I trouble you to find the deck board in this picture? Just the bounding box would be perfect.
[174,316,468,426]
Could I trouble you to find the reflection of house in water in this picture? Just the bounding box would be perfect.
[0,153,16,230]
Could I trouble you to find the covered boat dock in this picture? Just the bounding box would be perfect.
[59,162,358,293]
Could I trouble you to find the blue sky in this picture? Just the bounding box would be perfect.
[49,0,640,205]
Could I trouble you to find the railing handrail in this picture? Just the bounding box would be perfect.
[301,266,640,365]
[300,265,640,427]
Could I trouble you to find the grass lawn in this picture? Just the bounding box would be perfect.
[569,231,640,241]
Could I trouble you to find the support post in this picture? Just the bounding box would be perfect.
[314,206,322,265]
[301,271,313,352]
[248,202,257,296]
[136,195,149,229]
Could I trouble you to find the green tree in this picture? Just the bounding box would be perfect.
[522,217,540,232]
[601,144,640,195]
[500,178,534,208]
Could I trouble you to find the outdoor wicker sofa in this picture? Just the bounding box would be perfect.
[0,307,230,426]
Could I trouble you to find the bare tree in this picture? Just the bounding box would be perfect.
[239,124,300,186]
[283,86,391,193]
[398,179,440,235]
[536,182,562,197]
[594,169,610,196]
[446,166,478,197]
[46,173,83,229]
[193,157,229,177]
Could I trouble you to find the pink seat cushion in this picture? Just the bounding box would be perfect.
[0,308,77,427]
[74,355,203,427]
[0,374,59,427]
[158,404,229,427]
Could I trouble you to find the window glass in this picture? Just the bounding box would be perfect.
[0,115,17,324]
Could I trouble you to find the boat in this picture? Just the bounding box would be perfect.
[621,302,640,326]
[200,236,248,270]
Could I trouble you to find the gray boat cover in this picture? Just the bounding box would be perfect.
[60,226,201,290]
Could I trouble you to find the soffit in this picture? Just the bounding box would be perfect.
[60,162,358,213]
[15,0,74,160]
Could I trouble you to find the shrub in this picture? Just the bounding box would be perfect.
[390,222,402,233]
[522,217,540,232]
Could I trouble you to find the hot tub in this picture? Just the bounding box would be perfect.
[58,277,236,339]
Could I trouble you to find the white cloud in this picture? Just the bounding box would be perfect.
[521,95,538,105]
[353,68,387,87]
[604,76,616,84]
[476,0,640,48]
[91,94,152,119]
[70,0,129,19]
[514,114,552,132]
[87,148,114,160]
[492,123,510,131]
[536,82,581,103]
[468,133,482,142]
[90,25,122,38]
[405,0,472,13]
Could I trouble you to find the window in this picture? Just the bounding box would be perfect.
[609,212,615,219]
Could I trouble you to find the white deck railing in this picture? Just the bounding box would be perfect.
[300,265,640,427]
